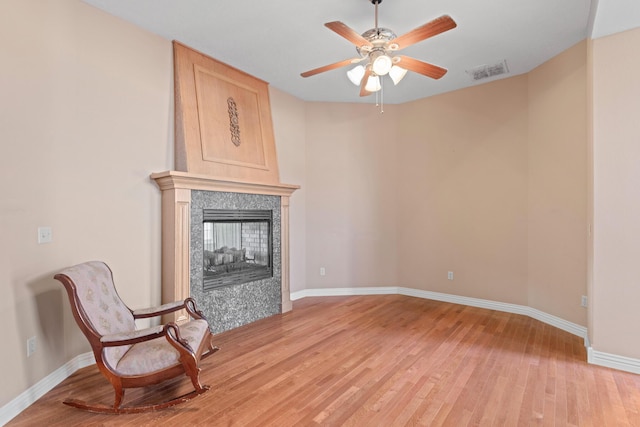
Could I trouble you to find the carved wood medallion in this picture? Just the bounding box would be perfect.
[227,97,241,147]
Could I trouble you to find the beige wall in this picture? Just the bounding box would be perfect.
[304,103,399,288]
[5,0,631,413]
[0,0,311,408]
[303,43,588,325]
[396,77,530,305]
[527,41,588,325]
[591,28,640,359]
[0,0,173,406]
[394,42,588,320]
[269,88,307,292]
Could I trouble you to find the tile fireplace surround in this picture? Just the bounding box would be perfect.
[152,171,299,332]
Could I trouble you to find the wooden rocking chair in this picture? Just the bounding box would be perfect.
[54,261,219,414]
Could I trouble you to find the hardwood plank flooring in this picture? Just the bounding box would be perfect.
[8,295,640,426]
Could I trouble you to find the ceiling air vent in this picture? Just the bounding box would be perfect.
[467,60,509,81]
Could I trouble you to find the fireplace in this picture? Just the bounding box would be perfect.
[151,172,297,332]
[189,189,283,332]
[202,209,273,290]
[153,44,299,333]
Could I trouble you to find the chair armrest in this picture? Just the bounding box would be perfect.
[100,323,198,356]
[133,298,209,322]
[132,301,186,319]
[100,325,165,346]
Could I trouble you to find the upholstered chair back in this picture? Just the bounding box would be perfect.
[59,261,135,368]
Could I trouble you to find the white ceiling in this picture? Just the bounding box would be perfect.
[82,0,639,105]
[591,0,640,38]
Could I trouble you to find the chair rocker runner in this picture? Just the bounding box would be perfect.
[54,261,219,414]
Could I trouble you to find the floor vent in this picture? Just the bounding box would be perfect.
[467,60,509,81]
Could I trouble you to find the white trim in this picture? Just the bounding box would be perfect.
[399,287,589,340]
[7,289,640,423]
[0,352,95,426]
[291,287,640,373]
[588,347,640,374]
[292,286,588,342]
[291,286,398,300]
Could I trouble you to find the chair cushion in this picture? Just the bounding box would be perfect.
[113,319,210,376]
[61,261,136,335]
[59,261,138,369]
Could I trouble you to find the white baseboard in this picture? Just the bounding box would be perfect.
[5,289,640,423]
[291,286,397,300]
[291,287,640,374]
[292,287,590,346]
[588,347,640,374]
[0,352,95,426]
[397,287,589,340]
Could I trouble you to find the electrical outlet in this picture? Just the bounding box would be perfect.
[320,267,326,276]
[37,226,52,244]
[447,271,454,280]
[27,336,37,357]
[581,295,588,308]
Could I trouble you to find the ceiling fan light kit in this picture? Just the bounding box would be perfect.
[347,63,408,88]
[300,0,457,98]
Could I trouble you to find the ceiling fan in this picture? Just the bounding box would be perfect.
[300,0,457,97]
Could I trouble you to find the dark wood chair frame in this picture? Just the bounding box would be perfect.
[55,266,219,414]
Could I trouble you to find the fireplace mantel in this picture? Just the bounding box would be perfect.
[151,171,299,322]
[151,171,299,196]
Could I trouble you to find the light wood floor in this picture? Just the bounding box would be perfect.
[8,295,640,426]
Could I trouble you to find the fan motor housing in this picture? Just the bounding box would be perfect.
[356,27,396,56]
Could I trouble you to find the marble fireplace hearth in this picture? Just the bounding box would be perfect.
[152,171,299,333]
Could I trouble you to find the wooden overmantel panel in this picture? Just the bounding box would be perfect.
[173,41,280,184]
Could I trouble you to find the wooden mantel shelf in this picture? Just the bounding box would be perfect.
[151,171,300,196]
[151,170,299,321]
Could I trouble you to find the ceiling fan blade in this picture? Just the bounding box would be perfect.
[325,21,373,49]
[359,67,373,97]
[301,58,362,78]
[390,15,457,50]
[395,55,448,80]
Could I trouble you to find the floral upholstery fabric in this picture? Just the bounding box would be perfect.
[59,261,135,369]
[114,319,210,376]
